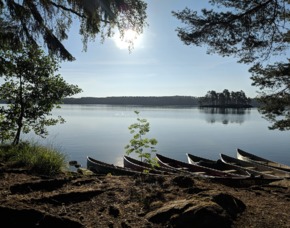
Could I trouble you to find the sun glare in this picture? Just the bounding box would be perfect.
[113,29,143,50]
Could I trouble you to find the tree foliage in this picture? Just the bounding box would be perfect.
[250,61,290,130]
[0,46,82,144]
[173,0,290,130]
[0,0,147,61]
[172,0,289,64]
[199,89,252,107]
[125,111,158,168]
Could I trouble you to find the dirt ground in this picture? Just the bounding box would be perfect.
[0,165,290,228]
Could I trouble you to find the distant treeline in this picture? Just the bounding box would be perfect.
[61,95,259,107]
[0,95,260,107]
[62,96,200,106]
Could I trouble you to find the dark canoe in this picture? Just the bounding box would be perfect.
[156,154,239,177]
[220,153,290,178]
[123,156,178,175]
[87,156,143,176]
[237,148,290,172]
[186,153,250,177]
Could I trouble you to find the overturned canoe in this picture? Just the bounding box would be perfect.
[156,153,240,177]
[237,148,290,172]
[187,153,250,177]
[87,156,143,176]
[220,153,290,178]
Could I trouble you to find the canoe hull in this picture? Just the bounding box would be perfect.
[123,156,176,174]
[87,156,140,176]
[220,153,290,178]
[156,153,239,177]
[187,153,250,177]
[237,148,290,172]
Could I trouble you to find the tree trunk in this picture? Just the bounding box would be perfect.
[13,106,24,145]
[13,76,24,145]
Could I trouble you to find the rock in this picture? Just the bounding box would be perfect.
[171,175,194,188]
[77,168,94,176]
[146,198,232,228]
[69,161,82,168]
[69,161,78,166]
[211,193,246,218]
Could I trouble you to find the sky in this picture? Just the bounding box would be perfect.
[59,0,260,98]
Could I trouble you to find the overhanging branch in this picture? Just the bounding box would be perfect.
[48,0,111,23]
[48,0,86,18]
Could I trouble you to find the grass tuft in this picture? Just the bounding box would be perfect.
[0,141,68,176]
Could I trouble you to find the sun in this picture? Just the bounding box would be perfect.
[113,29,143,50]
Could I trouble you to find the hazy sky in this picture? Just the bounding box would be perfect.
[59,0,259,98]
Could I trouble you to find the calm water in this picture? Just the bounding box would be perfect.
[23,105,290,168]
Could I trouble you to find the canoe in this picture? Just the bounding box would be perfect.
[220,153,290,178]
[123,156,177,174]
[156,153,240,177]
[87,156,144,176]
[186,153,251,177]
[237,148,290,172]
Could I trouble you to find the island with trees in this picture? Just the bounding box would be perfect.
[198,89,252,108]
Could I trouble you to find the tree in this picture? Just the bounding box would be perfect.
[223,89,231,106]
[218,93,225,106]
[172,0,290,130]
[0,46,82,145]
[0,0,147,61]
[125,111,158,168]
[250,61,290,130]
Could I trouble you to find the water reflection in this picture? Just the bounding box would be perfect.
[199,107,251,124]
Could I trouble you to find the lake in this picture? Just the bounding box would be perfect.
[23,104,290,168]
